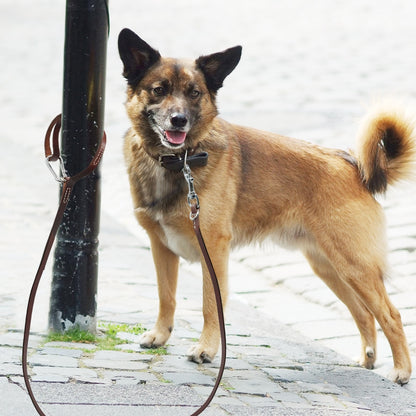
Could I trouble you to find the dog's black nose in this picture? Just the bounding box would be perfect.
[170,113,188,128]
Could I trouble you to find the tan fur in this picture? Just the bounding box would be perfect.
[119,30,415,384]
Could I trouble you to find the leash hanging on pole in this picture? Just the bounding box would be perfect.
[22,115,106,416]
[49,0,108,334]
[22,123,225,416]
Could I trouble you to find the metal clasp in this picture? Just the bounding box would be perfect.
[183,151,200,220]
[45,155,68,183]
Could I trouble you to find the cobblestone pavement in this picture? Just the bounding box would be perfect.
[1,0,416,414]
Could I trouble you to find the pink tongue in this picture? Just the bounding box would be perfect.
[165,130,187,145]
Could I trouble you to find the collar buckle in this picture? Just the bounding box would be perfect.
[157,150,208,172]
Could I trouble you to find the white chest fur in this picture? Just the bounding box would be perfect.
[160,220,200,262]
[149,166,200,262]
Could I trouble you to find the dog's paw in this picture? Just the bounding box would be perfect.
[358,346,376,369]
[388,367,411,385]
[187,344,215,364]
[140,328,171,348]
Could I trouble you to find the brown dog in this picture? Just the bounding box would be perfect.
[118,28,415,384]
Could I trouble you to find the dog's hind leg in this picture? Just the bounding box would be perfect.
[140,233,180,349]
[339,263,411,384]
[304,250,378,370]
[312,238,411,385]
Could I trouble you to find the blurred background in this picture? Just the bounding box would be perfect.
[2,0,416,149]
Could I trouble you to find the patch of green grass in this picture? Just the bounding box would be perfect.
[45,322,148,352]
[99,322,146,336]
[141,346,168,355]
[46,327,97,344]
[157,374,172,383]
[220,381,235,391]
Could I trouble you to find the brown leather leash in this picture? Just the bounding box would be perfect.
[183,155,227,416]
[22,118,226,415]
[22,114,106,416]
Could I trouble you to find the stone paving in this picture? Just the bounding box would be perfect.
[1,0,416,414]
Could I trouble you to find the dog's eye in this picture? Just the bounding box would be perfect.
[153,86,165,97]
[190,89,200,99]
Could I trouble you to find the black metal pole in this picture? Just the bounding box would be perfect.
[49,0,108,333]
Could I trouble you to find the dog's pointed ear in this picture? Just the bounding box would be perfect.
[196,46,242,92]
[118,28,161,87]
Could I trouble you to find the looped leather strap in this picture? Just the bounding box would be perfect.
[22,115,106,416]
[44,114,62,162]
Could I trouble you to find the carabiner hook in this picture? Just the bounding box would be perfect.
[183,150,200,220]
[45,155,68,183]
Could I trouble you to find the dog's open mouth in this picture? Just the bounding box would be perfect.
[164,130,187,146]
[165,130,187,145]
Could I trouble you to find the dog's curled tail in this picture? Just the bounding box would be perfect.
[356,103,416,194]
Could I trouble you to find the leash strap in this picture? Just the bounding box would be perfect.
[183,159,227,416]
[22,115,106,416]
[190,208,227,416]
[23,120,223,416]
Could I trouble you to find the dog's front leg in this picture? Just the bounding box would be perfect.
[140,233,179,349]
[188,236,230,364]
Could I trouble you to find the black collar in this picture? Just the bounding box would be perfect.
[158,151,209,172]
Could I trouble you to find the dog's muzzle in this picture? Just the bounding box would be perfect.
[148,111,189,148]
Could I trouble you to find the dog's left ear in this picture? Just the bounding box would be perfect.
[196,46,242,92]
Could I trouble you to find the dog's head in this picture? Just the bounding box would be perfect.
[118,28,242,155]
